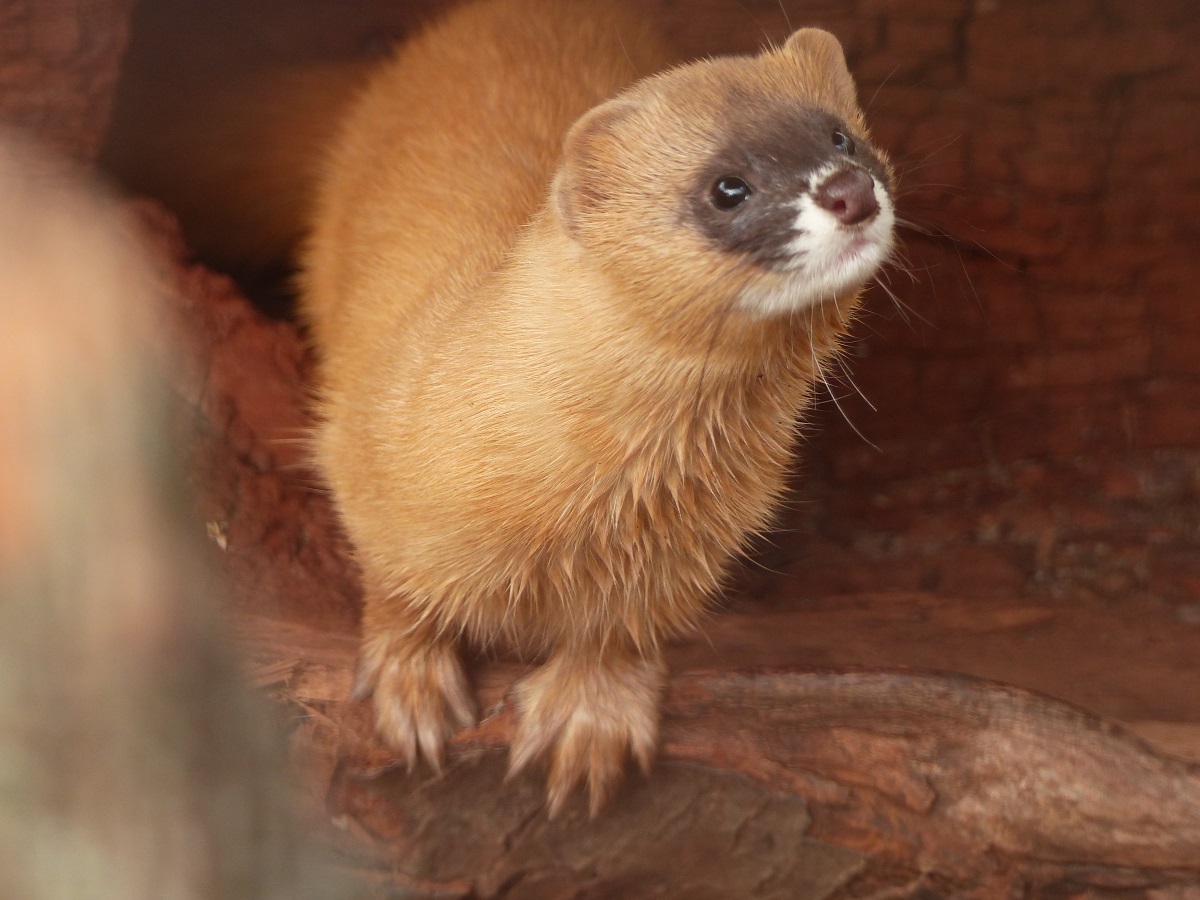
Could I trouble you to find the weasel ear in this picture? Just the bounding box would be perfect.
[780,28,859,111]
[552,97,640,241]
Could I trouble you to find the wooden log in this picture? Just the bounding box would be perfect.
[233,604,1200,897]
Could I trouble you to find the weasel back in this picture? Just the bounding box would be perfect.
[300,0,674,352]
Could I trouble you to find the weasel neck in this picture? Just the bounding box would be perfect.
[497,210,846,463]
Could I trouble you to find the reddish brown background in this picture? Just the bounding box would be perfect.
[774,0,1200,729]
[9,0,1189,736]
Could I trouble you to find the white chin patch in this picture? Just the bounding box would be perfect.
[738,167,895,318]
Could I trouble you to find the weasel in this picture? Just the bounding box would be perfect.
[119,0,896,815]
[300,0,894,815]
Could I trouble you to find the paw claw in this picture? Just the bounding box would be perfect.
[356,634,476,772]
[509,650,665,817]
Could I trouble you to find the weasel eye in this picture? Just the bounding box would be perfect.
[711,175,752,210]
[832,131,855,155]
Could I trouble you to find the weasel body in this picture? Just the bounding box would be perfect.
[301,0,894,814]
[119,0,896,813]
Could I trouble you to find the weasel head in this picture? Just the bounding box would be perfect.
[553,28,894,327]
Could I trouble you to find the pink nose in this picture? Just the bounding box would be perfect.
[815,168,879,226]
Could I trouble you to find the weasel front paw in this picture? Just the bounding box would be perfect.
[508,648,666,817]
[354,632,475,772]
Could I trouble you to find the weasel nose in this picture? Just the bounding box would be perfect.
[815,168,879,226]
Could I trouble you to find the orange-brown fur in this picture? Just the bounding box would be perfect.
[301,0,887,814]
[109,0,892,815]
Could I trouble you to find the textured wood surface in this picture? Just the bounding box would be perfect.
[237,614,1200,897]
[0,0,134,159]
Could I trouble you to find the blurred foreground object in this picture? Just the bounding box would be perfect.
[0,131,355,900]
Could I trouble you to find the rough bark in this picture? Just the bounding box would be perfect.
[0,0,134,160]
